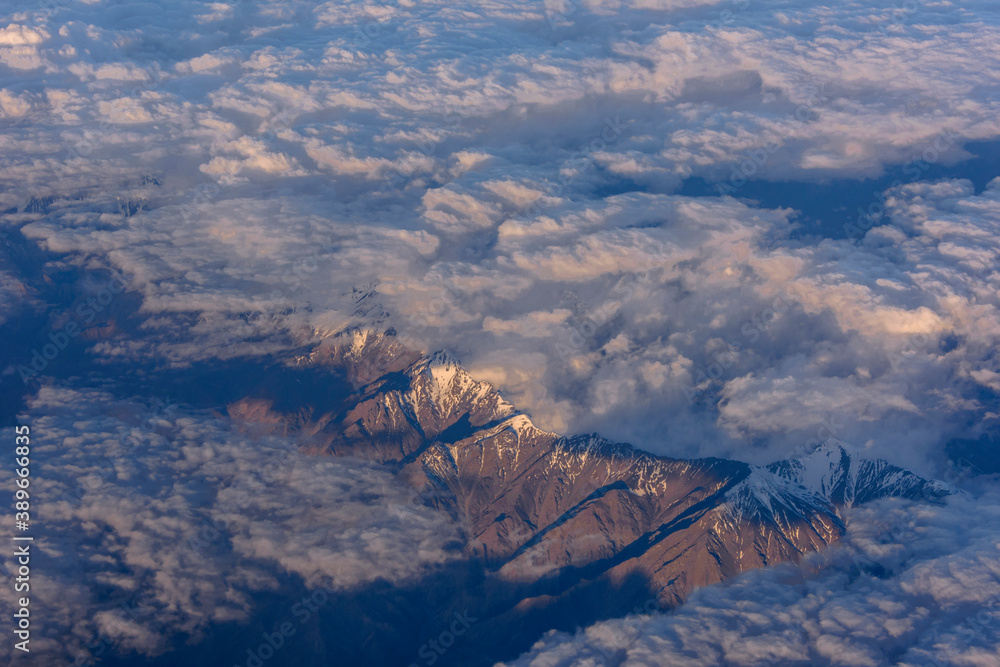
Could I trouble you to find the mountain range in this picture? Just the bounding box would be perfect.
[212,296,951,666]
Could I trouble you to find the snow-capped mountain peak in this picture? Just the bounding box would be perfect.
[767,439,952,508]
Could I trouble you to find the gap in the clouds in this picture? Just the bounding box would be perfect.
[10,350,361,438]
[947,432,1000,476]
[676,139,1000,241]
[0,225,91,427]
[93,556,661,667]
[0,223,356,429]
[100,353,357,418]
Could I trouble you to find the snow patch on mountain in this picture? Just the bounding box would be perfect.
[717,439,953,540]
[407,350,517,423]
[767,439,953,507]
[721,466,838,528]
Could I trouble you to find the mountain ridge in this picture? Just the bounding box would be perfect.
[251,325,951,616]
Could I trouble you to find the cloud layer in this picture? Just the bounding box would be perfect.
[0,386,462,665]
[2,0,998,475]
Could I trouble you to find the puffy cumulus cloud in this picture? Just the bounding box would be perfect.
[195,1,236,23]
[200,135,307,183]
[508,486,1000,667]
[0,386,463,666]
[0,87,32,117]
[0,23,48,46]
[422,186,505,233]
[0,21,49,69]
